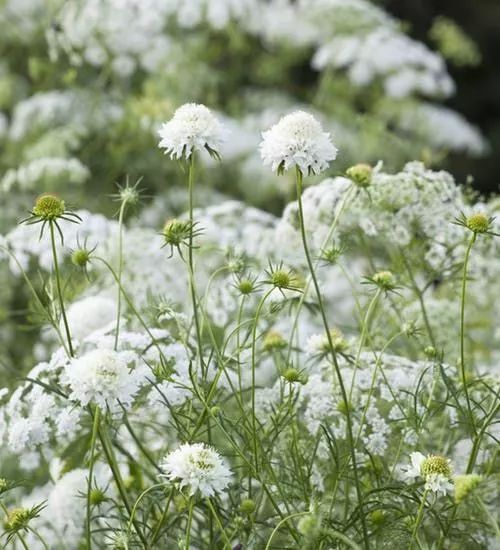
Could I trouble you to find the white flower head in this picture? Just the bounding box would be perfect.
[259,111,338,175]
[160,442,232,497]
[158,103,225,160]
[403,452,453,496]
[65,349,140,411]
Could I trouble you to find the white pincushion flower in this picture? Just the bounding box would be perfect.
[160,443,232,497]
[259,111,338,175]
[65,295,117,342]
[65,349,140,411]
[403,452,453,496]
[158,103,225,160]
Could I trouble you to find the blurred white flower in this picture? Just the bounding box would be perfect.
[158,103,226,160]
[65,349,140,411]
[160,442,232,497]
[259,111,337,175]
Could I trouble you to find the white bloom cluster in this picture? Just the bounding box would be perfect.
[65,295,117,343]
[260,111,338,175]
[160,442,232,497]
[0,157,90,193]
[404,452,454,496]
[65,348,142,411]
[158,103,226,160]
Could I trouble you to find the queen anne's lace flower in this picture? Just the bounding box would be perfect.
[160,443,232,497]
[65,349,140,411]
[158,103,225,160]
[259,111,338,175]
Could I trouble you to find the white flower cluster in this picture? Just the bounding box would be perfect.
[259,111,338,175]
[158,103,226,160]
[160,442,232,497]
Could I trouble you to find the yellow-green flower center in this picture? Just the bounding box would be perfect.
[32,194,65,220]
[420,455,451,478]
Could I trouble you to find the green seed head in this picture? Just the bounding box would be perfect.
[297,514,321,538]
[323,328,349,353]
[421,455,452,478]
[372,270,395,290]
[32,194,65,221]
[466,213,490,234]
[263,330,287,351]
[238,278,254,295]
[370,509,386,525]
[271,269,291,289]
[90,488,106,505]
[346,163,373,187]
[71,248,91,268]
[239,499,256,515]
[283,368,301,383]
[4,508,31,532]
[454,474,482,504]
[162,218,191,247]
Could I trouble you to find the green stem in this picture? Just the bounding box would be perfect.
[409,488,429,550]
[476,497,500,539]
[206,499,232,548]
[460,232,477,436]
[114,199,127,350]
[185,498,195,550]
[49,221,74,357]
[187,153,205,379]
[86,406,101,549]
[295,167,369,550]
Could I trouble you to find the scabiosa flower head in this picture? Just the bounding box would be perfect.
[65,349,140,411]
[160,443,232,497]
[465,212,490,234]
[32,194,65,220]
[263,330,287,352]
[404,452,453,496]
[158,103,225,160]
[259,111,338,175]
[306,328,349,356]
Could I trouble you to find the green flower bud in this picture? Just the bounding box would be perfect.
[346,163,373,187]
[239,499,256,515]
[454,474,482,504]
[466,213,490,234]
[297,514,321,538]
[71,248,91,268]
[90,488,107,505]
[32,194,65,221]
[238,279,255,295]
[263,330,287,351]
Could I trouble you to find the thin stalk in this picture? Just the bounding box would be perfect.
[114,199,128,350]
[49,221,74,357]
[409,489,429,550]
[460,233,477,436]
[187,153,205,378]
[86,406,101,549]
[185,498,195,550]
[295,167,369,550]
[206,499,232,548]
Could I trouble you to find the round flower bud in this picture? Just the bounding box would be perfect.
[346,163,373,187]
[420,455,452,478]
[4,508,30,531]
[71,248,91,268]
[32,194,65,221]
[372,270,395,291]
[454,474,482,504]
[271,269,291,289]
[239,499,256,515]
[90,488,107,505]
[297,514,321,538]
[119,185,140,206]
[263,330,287,352]
[210,406,221,417]
[466,213,490,234]
[162,219,191,247]
[370,510,386,525]
[238,279,255,295]
[424,346,437,359]
[283,368,301,383]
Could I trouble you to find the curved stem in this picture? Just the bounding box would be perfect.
[295,167,369,550]
[49,221,74,357]
[264,511,309,550]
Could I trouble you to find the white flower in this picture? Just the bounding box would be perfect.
[259,111,337,175]
[65,295,117,342]
[160,442,232,497]
[403,452,453,495]
[158,103,225,160]
[65,349,141,411]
